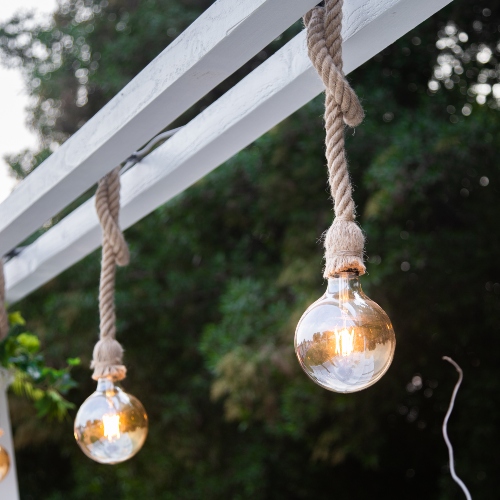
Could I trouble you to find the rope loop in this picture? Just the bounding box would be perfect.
[304,0,366,277]
[304,2,364,128]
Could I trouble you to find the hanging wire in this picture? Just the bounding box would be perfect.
[120,126,182,174]
[442,356,472,500]
[4,247,23,263]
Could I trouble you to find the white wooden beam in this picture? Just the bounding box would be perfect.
[0,0,319,257]
[5,0,452,303]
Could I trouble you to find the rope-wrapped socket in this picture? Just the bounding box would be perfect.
[323,218,365,277]
[91,338,127,381]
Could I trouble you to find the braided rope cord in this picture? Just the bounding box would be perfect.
[91,166,130,381]
[305,0,366,277]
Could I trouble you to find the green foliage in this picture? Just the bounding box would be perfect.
[200,278,291,369]
[0,312,79,422]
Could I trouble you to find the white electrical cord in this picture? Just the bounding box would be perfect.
[442,356,472,500]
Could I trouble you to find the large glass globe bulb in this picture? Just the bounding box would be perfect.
[295,272,395,393]
[0,443,10,482]
[74,378,148,464]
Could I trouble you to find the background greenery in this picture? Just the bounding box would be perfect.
[1,0,499,498]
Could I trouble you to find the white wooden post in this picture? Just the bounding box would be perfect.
[0,370,19,500]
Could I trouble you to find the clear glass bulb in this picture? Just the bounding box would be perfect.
[74,378,148,464]
[295,272,395,393]
[0,443,9,482]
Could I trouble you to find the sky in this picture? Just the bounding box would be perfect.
[0,0,57,202]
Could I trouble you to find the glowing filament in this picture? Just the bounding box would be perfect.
[103,413,121,441]
[334,328,354,357]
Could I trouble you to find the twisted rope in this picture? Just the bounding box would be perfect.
[0,261,9,341]
[91,166,129,381]
[305,0,366,277]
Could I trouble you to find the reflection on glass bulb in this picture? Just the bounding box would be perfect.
[74,378,148,464]
[102,412,121,441]
[335,328,354,357]
[295,272,395,393]
[0,442,9,483]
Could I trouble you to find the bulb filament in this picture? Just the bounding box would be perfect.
[102,413,121,441]
[334,328,354,357]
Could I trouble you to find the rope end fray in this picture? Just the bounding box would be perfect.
[91,337,127,382]
[323,218,366,277]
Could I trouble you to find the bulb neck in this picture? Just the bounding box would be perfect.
[96,377,116,392]
[327,271,361,296]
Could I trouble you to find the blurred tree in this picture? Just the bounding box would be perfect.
[0,0,499,499]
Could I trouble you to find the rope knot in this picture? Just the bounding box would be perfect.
[304,3,364,127]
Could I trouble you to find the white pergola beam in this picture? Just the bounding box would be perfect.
[5,0,452,302]
[0,0,319,257]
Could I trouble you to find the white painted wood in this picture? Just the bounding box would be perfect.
[0,371,19,500]
[5,0,453,303]
[0,0,319,258]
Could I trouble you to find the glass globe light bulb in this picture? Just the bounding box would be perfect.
[0,443,10,483]
[74,378,148,464]
[295,272,395,393]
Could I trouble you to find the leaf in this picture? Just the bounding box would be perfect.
[16,333,40,353]
[12,371,36,400]
[66,357,81,366]
[2,321,79,421]
[8,311,25,326]
[34,390,75,421]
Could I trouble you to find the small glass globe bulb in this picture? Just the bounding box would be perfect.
[74,378,148,464]
[295,272,395,393]
[0,441,10,483]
